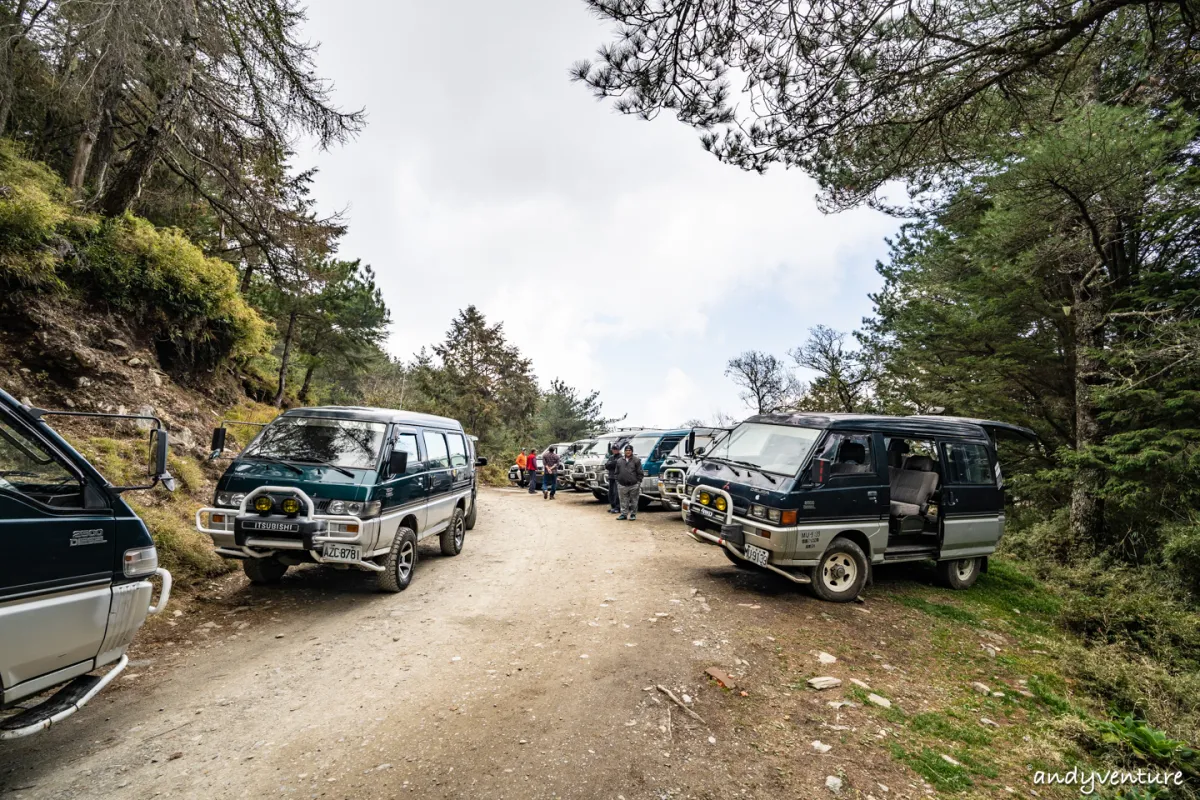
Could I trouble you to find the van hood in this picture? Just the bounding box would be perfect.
[217,459,374,502]
[686,460,797,507]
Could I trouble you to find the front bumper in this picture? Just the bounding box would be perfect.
[657,468,687,506]
[197,486,383,573]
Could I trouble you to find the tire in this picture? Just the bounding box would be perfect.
[810,538,869,603]
[723,547,756,570]
[243,557,287,584]
[441,508,466,557]
[937,557,981,590]
[464,494,478,530]
[592,489,607,502]
[377,527,418,593]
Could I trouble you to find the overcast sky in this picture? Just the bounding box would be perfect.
[297,0,898,428]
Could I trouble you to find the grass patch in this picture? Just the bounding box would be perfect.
[910,712,994,747]
[897,595,981,625]
[890,744,974,793]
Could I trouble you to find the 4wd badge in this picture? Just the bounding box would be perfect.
[70,528,107,547]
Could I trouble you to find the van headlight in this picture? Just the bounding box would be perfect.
[215,492,245,508]
[123,546,159,578]
[328,500,381,518]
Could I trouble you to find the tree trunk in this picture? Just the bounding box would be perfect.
[274,309,298,407]
[90,104,116,192]
[240,263,256,293]
[96,0,199,216]
[68,126,98,193]
[299,362,316,404]
[1068,282,1106,552]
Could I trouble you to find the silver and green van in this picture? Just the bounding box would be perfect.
[197,406,486,593]
[1,389,173,738]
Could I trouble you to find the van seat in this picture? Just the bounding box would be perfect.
[889,456,939,517]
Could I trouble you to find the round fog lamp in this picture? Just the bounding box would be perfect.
[280,497,301,516]
[253,495,274,514]
[699,492,712,506]
[715,496,728,512]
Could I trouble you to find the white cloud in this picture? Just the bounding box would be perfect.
[298,0,898,424]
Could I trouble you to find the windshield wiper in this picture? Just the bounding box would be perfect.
[703,456,741,477]
[724,459,779,484]
[243,453,304,475]
[292,458,356,478]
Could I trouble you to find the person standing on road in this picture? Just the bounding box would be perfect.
[516,449,528,486]
[614,443,644,520]
[526,447,538,494]
[604,441,621,513]
[542,446,561,500]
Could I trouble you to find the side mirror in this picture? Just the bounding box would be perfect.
[148,429,176,492]
[687,430,696,456]
[693,445,706,457]
[210,426,227,460]
[803,458,834,486]
[475,456,489,467]
[388,450,409,476]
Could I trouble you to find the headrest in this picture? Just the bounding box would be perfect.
[838,441,867,464]
[887,439,910,467]
[904,455,936,472]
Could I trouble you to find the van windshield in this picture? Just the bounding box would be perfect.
[631,434,661,458]
[705,423,822,477]
[243,417,387,470]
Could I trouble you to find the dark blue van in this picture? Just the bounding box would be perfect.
[683,413,1035,602]
[625,429,690,509]
[198,406,486,593]
[0,389,173,738]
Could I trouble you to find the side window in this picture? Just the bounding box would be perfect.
[942,442,994,485]
[0,417,84,507]
[394,433,421,474]
[423,431,450,469]
[816,433,874,476]
[654,435,685,460]
[447,434,468,468]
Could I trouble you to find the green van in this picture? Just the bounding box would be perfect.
[197,406,487,592]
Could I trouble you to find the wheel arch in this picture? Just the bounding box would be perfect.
[832,528,872,560]
[400,514,419,534]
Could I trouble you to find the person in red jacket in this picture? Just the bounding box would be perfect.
[526,447,538,494]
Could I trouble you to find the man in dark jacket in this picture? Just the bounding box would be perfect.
[603,441,622,513]
[614,443,644,520]
[542,446,561,499]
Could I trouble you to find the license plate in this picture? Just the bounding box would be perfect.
[323,543,361,563]
[744,544,770,567]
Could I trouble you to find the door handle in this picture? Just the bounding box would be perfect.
[867,490,878,500]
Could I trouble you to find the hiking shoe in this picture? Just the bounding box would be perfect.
[630,514,637,520]
[607,508,618,513]
[616,514,627,520]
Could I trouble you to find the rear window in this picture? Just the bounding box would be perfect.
[447,433,468,468]
[423,431,450,469]
[942,442,994,485]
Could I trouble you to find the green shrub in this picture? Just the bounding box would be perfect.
[1095,715,1199,776]
[0,139,70,287]
[75,216,270,371]
[1163,521,1200,596]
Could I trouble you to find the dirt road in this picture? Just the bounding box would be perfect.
[1,488,991,800]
